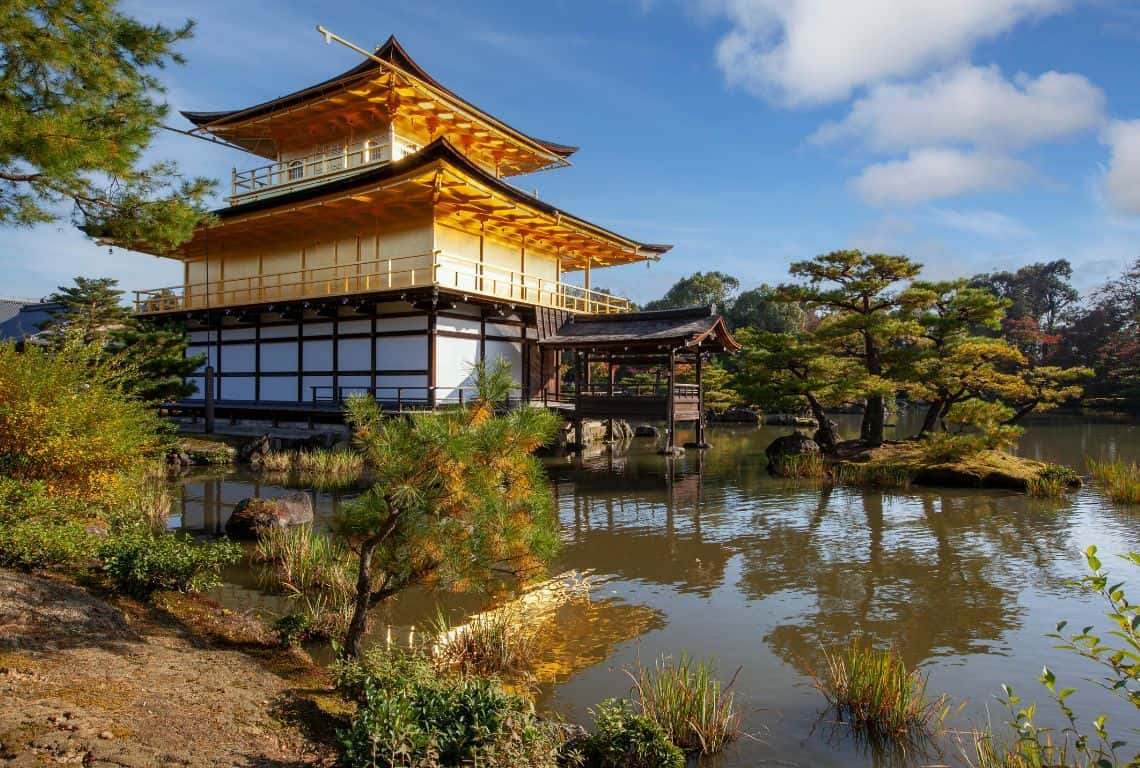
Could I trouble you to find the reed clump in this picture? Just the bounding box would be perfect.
[255,524,355,639]
[1087,457,1140,504]
[770,453,829,480]
[430,605,538,675]
[814,639,951,739]
[626,652,743,756]
[1025,464,1079,498]
[967,728,1093,768]
[832,461,913,489]
[255,448,365,490]
[257,450,294,473]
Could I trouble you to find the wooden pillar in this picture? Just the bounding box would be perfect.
[583,350,592,394]
[696,350,706,447]
[584,258,591,311]
[427,304,438,409]
[666,347,676,452]
[573,350,583,449]
[606,351,615,443]
[540,346,547,407]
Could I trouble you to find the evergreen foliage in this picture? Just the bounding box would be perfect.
[336,359,560,657]
[1,0,214,250]
[42,276,204,401]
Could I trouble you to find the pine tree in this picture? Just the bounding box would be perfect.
[44,276,203,402]
[44,276,131,342]
[337,360,560,658]
[1,0,214,251]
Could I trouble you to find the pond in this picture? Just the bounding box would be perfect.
[175,413,1140,767]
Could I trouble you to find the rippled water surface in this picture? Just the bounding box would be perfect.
[178,414,1140,767]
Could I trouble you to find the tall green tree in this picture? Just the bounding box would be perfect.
[732,328,868,452]
[780,250,924,447]
[898,280,1011,434]
[43,276,202,402]
[970,260,1078,333]
[337,360,560,658]
[727,284,805,332]
[1,0,213,251]
[644,272,740,312]
[44,277,131,342]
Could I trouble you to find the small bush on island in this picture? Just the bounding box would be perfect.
[577,699,684,768]
[97,530,242,597]
[626,652,743,756]
[813,639,951,739]
[1087,457,1140,504]
[1025,464,1081,498]
[336,651,564,768]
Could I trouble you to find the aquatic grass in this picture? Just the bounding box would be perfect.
[832,461,913,489]
[254,524,354,596]
[1086,457,1140,504]
[770,453,829,480]
[258,450,294,473]
[626,652,743,756]
[429,605,538,675]
[123,462,175,531]
[966,727,1096,768]
[1025,464,1080,497]
[295,447,364,476]
[813,639,951,739]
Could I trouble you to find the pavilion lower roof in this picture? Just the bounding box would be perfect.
[538,305,741,352]
[141,138,670,269]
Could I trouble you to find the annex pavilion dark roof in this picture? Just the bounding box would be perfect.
[205,137,671,258]
[539,305,741,352]
[181,35,577,160]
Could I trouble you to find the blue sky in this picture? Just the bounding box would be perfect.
[4,0,1140,304]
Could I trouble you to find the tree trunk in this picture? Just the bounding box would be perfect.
[343,535,379,659]
[1003,401,1039,425]
[919,400,942,435]
[807,394,837,453]
[860,337,885,447]
[861,395,885,447]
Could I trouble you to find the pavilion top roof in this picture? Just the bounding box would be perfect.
[182,36,577,177]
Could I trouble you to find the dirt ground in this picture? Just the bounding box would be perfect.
[0,569,343,767]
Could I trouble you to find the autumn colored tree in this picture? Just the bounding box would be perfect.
[337,360,560,658]
[779,250,924,447]
[2,0,213,251]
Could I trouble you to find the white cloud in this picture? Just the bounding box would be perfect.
[926,207,1031,239]
[1103,119,1140,215]
[705,0,1063,106]
[852,148,1030,206]
[813,65,1104,151]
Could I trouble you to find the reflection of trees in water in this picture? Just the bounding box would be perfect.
[744,486,1081,675]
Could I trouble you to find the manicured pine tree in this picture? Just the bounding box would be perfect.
[1,0,213,251]
[337,360,560,658]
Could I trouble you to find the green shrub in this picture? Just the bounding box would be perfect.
[97,530,242,597]
[0,515,93,570]
[1026,464,1080,498]
[336,652,563,768]
[579,699,684,768]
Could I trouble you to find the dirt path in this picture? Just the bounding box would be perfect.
[0,569,341,767]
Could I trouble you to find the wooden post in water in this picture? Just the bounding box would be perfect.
[696,349,706,447]
[204,364,216,434]
[573,350,583,450]
[666,348,676,452]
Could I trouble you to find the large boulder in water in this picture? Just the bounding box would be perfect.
[765,432,821,463]
[225,492,314,540]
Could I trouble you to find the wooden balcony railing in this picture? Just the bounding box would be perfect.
[133,250,630,316]
[229,138,420,202]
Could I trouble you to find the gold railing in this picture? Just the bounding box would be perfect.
[229,138,419,201]
[134,250,630,315]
